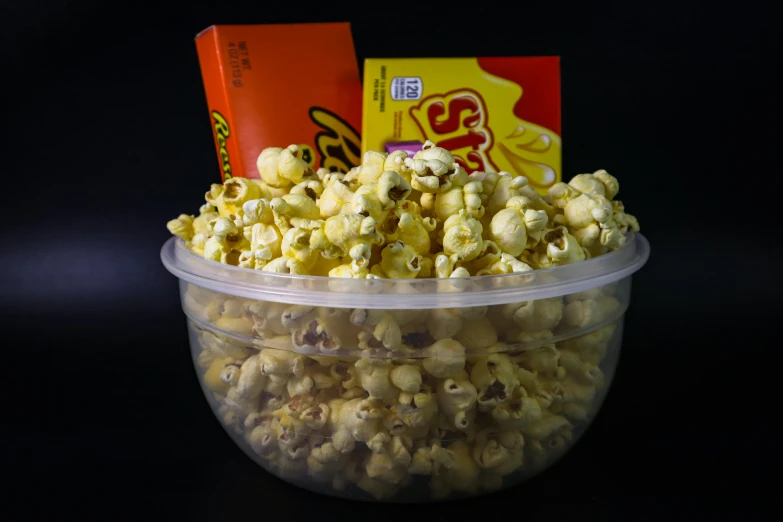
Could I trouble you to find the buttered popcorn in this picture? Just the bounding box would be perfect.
[167,141,638,275]
[187,278,627,500]
[168,141,642,501]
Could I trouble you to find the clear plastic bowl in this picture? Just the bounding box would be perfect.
[161,233,650,502]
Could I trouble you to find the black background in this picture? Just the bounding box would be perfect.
[1,0,778,519]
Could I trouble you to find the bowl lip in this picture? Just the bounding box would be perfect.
[160,233,650,309]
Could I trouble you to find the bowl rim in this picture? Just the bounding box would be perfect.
[160,233,650,309]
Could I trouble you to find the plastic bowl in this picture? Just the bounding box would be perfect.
[161,233,650,502]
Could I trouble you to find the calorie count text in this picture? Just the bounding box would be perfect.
[391,77,422,101]
[228,41,252,88]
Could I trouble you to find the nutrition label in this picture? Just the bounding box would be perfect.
[390,77,423,101]
[227,41,252,88]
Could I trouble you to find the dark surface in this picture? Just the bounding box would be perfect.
[1,0,777,518]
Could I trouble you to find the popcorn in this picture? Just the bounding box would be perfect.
[438,440,480,495]
[470,354,521,412]
[290,179,325,202]
[503,297,564,332]
[235,355,266,399]
[441,210,486,262]
[166,214,195,241]
[173,143,638,278]
[372,241,422,279]
[436,372,477,431]
[382,207,437,256]
[434,179,485,222]
[270,194,320,235]
[354,151,388,185]
[168,141,645,501]
[324,213,384,271]
[354,358,397,401]
[257,145,314,189]
[481,172,530,217]
[403,143,463,194]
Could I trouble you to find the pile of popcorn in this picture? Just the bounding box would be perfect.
[168,142,640,500]
[168,141,639,278]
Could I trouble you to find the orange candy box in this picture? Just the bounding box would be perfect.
[195,23,363,181]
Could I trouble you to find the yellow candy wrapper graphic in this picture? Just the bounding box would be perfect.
[362,57,561,193]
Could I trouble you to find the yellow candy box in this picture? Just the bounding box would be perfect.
[362,57,561,194]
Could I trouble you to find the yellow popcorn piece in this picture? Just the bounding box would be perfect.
[422,338,466,378]
[257,144,315,189]
[508,196,549,245]
[592,170,619,199]
[289,179,325,202]
[324,213,384,271]
[470,354,521,412]
[480,172,532,217]
[548,182,582,209]
[416,256,434,278]
[207,216,241,243]
[270,194,320,235]
[454,316,497,350]
[564,193,613,230]
[204,183,229,217]
[221,177,262,216]
[472,429,523,474]
[515,345,563,379]
[503,297,563,332]
[434,179,485,222]
[350,309,402,350]
[492,388,544,432]
[241,198,274,226]
[404,158,450,194]
[233,354,266,399]
[355,358,397,401]
[342,170,411,224]
[544,226,587,266]
[439,440,480,494]
[381,208,437,256]
[563,296,620,329]
[356,150,389,185]
[384,151,409,180]
[280,226,320,272]
[568,170,619,199]
[166,214,194,241]
[390,364,422,394]
[611,200,640,234]
[459,241,500,275]
[476,254,533,276]
[442,210,485,262]
[328,263,371,279]
[416,140,454,165]
[436,372,477,431]
[310,255,342,277]
[261,256,308,274]
[489,208,526,257]
[249,222,283,259]
[319,173,357,218]
[204,357,233,394]
[377,170,412,210]
[193,209,219,236]
[237,248,273,270]
[432,253,463,279]
[203,236,239,265]
[372,241,422,279]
